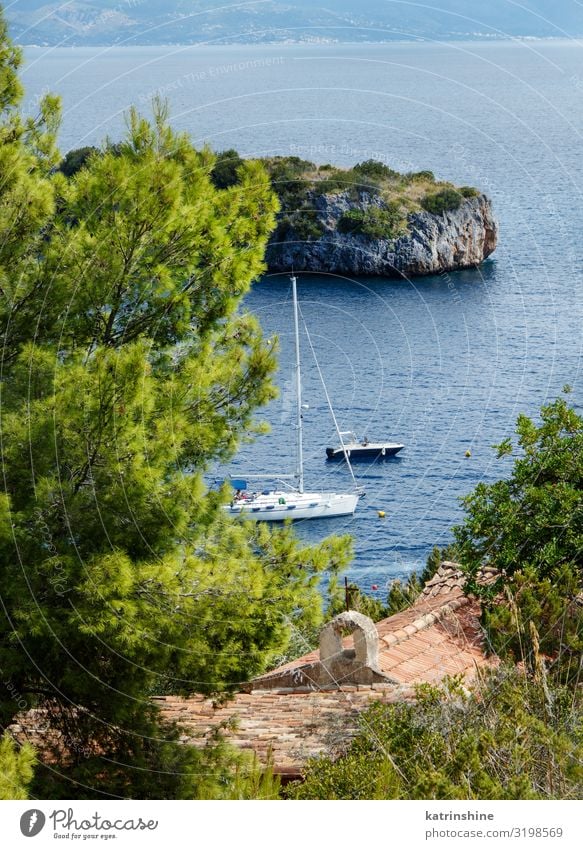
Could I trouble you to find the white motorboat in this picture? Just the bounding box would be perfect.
[327,432,404,460]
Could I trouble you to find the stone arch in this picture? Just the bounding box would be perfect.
[319,610,379,670]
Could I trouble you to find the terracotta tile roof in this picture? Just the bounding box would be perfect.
[155,685,416,775]
[156,562,497,774]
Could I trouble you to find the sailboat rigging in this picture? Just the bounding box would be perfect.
[223,275,361,521]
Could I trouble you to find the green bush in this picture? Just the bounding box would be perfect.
[58,146,98,177]
[421,188,463,214]
[277,212,324,242]
[316,169,376,197]
[405,169,435,183]
[354,159,399,181]
[338,203,404,239]
[289,670,583,799]
[210,148,244,189]
[455,395,583,684]
[337,208,365,233]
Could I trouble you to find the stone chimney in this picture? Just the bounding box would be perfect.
[249,610,396,691]
[319,610,380,676]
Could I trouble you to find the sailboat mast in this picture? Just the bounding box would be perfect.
[291,274,304,494]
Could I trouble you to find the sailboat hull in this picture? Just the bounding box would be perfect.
[224,490,358,521]
[222,275,362,522]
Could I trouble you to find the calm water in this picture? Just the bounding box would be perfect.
[20,41,583,588]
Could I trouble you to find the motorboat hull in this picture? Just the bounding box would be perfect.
[223,490,359,521]
[326,443,404,460]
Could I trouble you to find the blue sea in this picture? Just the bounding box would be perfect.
[20,40,583,590]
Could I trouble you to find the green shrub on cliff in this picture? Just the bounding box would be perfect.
[406,169,436,183]
[338,203,406,240]
[354,159,400,181]
[276,210,325,242]
[421,188,463,214]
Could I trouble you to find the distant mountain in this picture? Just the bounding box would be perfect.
[6,0,583,46]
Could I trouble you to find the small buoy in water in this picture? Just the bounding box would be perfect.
[465,449,472,458]
[377,510,386,518]
[371,584,379,591]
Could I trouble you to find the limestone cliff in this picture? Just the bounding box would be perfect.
[265,191,498,277]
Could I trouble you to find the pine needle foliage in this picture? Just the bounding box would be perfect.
[0,8,352,798]
[0,733,35,800]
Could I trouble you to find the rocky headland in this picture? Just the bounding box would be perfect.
[265,190,498,277]
[250,156,498,278]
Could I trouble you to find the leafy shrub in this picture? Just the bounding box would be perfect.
[275,212,324,242]
[289,669,583,799]
[421,188,463,214]
[405,169,435,183]
[262,157,316,204]
[354,159,399,181]
[294,216,325,241]
[58,146,99,177]
[264,156,315,184]
[385,574,422,615]
[459,185,480,198]
[317,170,377,197]
[338,203,404,239]
[211,148,244,189]
[337,208,366,234]
[455,395,583,684]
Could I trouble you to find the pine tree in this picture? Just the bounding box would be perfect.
[0,734,35,800]
[0,8,351,798]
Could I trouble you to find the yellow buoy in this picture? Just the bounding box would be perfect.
[465,449,472,458]
[378,510,386,518]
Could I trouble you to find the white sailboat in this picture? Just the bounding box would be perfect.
[223,275,361,521]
